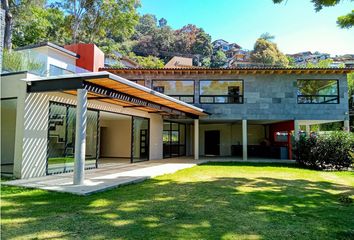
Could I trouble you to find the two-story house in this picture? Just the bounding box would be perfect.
[1,42,352,184]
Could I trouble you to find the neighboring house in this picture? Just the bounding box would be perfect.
[287,51,331,66]
[104,50,140,68]
[15,42,83,76]
[331,54,354,68]
[212,39,242,60]
[1,42,352,182]
[164,56,196,68]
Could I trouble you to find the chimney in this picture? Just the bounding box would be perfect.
[64,43,104,72]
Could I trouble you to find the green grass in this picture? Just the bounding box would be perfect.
[1,162,354,240]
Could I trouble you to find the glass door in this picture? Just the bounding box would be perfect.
[131,116,149,163]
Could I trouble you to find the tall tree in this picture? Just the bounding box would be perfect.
[1,0,12,49]
[250,37,289,67]
[210,50,227,68]
[273,0,354,28]
[55,0,139,43]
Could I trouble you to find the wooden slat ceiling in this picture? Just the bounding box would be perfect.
[65,77,207,117]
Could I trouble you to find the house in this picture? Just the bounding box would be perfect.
[331,54,354,68]
[1,42,352,183]
[212,39,242,59]
[164,56,196,68]
[104,50,140,68]
[287,51,331,66]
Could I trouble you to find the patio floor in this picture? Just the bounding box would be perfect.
[3,157,295,195]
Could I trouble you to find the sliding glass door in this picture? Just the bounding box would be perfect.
[131,116,149,163]
[47,102,98,174]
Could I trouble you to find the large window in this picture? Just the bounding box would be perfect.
[47,102,99,175]
[152,80,194,103]
[199,80,243,103]
[297,79,339,104]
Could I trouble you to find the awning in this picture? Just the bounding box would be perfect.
[24,72,207,118]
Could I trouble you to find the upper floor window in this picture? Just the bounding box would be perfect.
[152,80,195,103]
[49,64,73,76]
[199,80,244,104]
[130,80,145,86]
[297,79,339,104]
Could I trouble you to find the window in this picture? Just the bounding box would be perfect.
[49,64,73,76]
[130,80,145,86]
[199,80,243,103]
[297,79,339,104]
[152,80,195,103]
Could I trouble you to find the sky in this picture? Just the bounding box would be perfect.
[138,0,354,56]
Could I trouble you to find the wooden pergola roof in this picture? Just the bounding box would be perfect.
[24,72,207,118]
[101,67,353,75]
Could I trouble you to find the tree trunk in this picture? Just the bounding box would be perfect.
[1,0,13,50]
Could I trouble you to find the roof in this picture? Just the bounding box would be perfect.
[23,72,207,118]
[164,56,195,68]
[15,42,79,58]
[100,67,353,75]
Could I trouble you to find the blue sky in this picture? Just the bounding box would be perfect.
[138,0,354,56]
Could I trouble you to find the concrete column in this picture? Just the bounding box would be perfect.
[194,119,199,160]
[242,119,247,161]
[305,125,311,136]
[73,89,88,185]
[344,120,350,132]
[294,120,300,141]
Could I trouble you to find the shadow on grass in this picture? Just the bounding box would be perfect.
[1,170,354,239]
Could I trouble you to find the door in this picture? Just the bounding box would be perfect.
[131,116,149,163]
[204,130,220,156]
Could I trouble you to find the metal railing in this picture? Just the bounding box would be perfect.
[168,95,194,104]
[199,95,244,104]
[297,95,339,104]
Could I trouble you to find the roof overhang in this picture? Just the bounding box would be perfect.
[100,67,353,75]
[23,72,207,118]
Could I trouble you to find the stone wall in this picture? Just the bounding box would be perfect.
[117,72,349,121]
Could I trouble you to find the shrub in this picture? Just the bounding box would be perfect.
[295,131,354,170]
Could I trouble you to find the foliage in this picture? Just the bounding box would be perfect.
[12,6,70,47]
[2,49,46,75]
[210,50,227,68]
[54,0,140,43]
[260,32,275,41]
[295,131,354,170]
[348,72,354,97]
[287,56,296,67]
[273,0,354,28]
[250,38,289,67]
[127,53,164,68]
[306,58,334,68]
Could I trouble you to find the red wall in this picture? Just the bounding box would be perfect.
[64,44,104,72]
[269,120,295,159]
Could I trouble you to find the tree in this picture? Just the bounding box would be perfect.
[260,32,275,41]
[158,18,167,28]
[1,0,46,50]
[250,38,289,67]
[134,14,157,39]
[55,0,139,43]
[273,0,354,28]
[210,50,227,68]
[128,52,164,68]
[12,6,70,47]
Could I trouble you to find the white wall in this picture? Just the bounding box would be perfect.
[100,118,131,158]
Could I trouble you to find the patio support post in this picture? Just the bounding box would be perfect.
[305,124,311,136]
[294,120,300,141]
[344,120,350,132]
[73,88,88,185]
[194,119,199,160]
[242,119,247,161]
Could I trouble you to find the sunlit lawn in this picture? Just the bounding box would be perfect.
[1,162,354,240]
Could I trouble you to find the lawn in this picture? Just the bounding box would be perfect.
[1,162,354,240]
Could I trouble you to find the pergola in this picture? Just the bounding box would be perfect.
[25,72,207,185]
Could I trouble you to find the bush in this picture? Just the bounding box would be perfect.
[295,131,354,170]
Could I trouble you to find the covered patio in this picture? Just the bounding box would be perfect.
[23,72,207,184]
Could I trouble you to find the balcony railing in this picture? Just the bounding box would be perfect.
[200,95,244,104]
[168,95,194,104]
[297,95,339,104]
